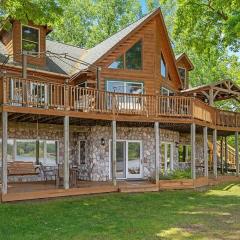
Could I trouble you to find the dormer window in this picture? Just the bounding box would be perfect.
[160,54,166,79]
[108,40,142,70]
[178,67,186,81]
[22,25,39,55]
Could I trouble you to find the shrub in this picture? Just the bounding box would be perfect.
[159,168,191,180]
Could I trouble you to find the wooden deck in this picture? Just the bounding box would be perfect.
[1,76,240,131]
[1,176,239,202]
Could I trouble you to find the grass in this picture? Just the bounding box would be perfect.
[0,183,240,240]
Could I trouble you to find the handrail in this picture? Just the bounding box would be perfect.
[2,76,240,128]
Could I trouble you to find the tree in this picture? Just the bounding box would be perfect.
[0,0,62,29]
[50,0,142,48]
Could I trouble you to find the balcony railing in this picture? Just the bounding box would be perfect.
[2,76,240,128]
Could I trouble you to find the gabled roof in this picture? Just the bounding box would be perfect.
[176,53,194,70]
[78,8,160,70]
[0,40,87,75]
[181,79,240,102]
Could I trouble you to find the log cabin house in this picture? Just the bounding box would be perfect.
[0,8,239,202]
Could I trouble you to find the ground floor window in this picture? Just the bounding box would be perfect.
[0,139,58,166]
[178,144,191,162]
[161,142,174,173]
[78,140,86,165]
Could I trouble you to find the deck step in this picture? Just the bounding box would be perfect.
[119,183,159,193]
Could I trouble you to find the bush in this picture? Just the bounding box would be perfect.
[159,168,191,180]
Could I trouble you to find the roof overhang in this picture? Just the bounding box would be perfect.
[181,79,240,103]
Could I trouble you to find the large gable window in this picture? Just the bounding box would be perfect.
[161,54,166,79]
[126,41,142,70]
[22,25,39,54]
[108,40,142,70]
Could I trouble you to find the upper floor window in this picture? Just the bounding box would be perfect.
[178,67,186,81]
[161,87,173,96]
[126,41,142,70]
[108,40,142,70]
[160,54,166,79]
[109,55,124,69]
[107,80,143,94]
[22,25,39,54]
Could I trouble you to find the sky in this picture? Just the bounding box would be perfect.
[139,0,148,14]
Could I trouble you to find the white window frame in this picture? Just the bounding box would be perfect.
[161,141,174,173]
[109,139,143,180]
[30,82,48,105]
[21,24,40,57]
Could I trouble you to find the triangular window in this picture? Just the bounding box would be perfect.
[109,55,124,69]
[161,54,166,78]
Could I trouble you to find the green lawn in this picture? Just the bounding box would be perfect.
[0,183,240,240]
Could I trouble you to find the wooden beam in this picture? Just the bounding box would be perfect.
[111,120,117,186]
[2,111,8,195]
[209,88,214,106]
[213,129,218,178]
[64,116,69,189]
[191,123,196,179]
[225,136,228,173]
[154,122,160,185]
[235,132,239,177]
[203,126,208,177]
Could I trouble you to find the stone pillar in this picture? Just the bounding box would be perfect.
[64,116,69,189]
[213,129,217,178]
[154,122,160,185]
[2,111,8,195]
[203,126,208,177]
[235,132,239,177]
[111,120,117,186]
[191,123,196,179]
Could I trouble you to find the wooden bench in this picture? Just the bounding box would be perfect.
[8,162,40,176]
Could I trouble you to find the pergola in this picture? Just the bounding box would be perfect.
[181,79,240,106]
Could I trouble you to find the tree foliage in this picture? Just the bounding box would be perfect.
[50,0,142,48]
[0,0,62,29]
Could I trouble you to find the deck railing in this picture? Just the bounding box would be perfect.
[2,76,240,128]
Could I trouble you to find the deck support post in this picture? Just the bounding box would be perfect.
[154,122,160,185]
[64,116,70,189]
[111,120,117,186]
[203,126,208,177]
[235,132,239,177]
[2,111,8,195]
[191,123,196,179]
[213,129,218,178]
[225,136,228,173]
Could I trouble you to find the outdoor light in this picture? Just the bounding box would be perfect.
[101,138,105,146]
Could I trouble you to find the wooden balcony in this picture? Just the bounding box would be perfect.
[1,76,240,130]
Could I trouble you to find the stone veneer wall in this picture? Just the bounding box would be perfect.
[0,123,85,182]
[81,126,180,181]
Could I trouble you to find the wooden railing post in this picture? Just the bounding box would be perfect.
[64,80,69,110]
[112,92,116,117]
[2,76,8,105]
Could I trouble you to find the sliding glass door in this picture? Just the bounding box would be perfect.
[110,140,142,179]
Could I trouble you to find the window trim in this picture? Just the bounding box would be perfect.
[161,87,173,96]
[106,79,144,94]
[21,24,40,57]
